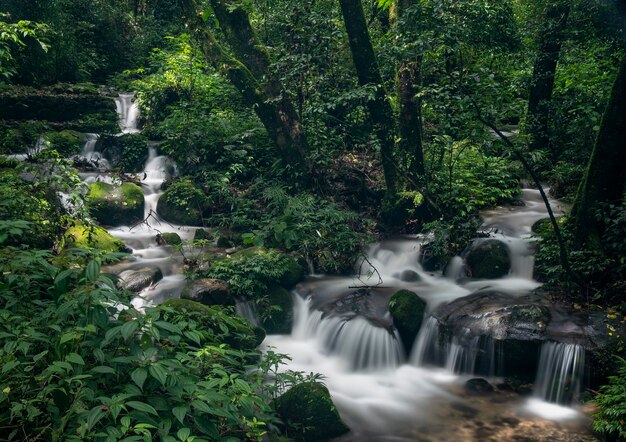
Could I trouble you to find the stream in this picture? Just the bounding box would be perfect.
[68,94,598,441]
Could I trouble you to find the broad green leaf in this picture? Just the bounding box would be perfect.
[149,364,167,386]
[126,401,158,416]
[91,365,116,374]
[154,321,182,335]
[85,260,101,282]
[172,406,188,424]
[87,406,106,430]
[66,353,85,365]
[121,320,139,340]
[177,428,191,441]
[131,368,147,390]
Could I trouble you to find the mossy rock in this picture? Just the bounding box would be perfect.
[157,180,207,226]
[274,382,349,441]
[181,278,234,307]
[45,130,82,156]
[216,229,242,247]
[157,232,182,245]
[464,239,511,279]
[63,225,128,253]
[388,290,426,353]
[159,298,262,349]
[86,182,144,226]
[260,284,293,335]
[193,229,212,242]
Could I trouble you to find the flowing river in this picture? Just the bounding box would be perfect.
[71,94,598,441]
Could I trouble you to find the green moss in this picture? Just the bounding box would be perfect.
[465,239,511,279]
[63,225,127,253]
[260,284,293,335]
[86,182,144,226]
[388,289,426,353]
[193,229,212,242]
[274,382,349,441]
[160,232,182,245]
[156,180,207,226]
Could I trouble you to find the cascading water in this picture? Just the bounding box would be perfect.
[20,88,592,438]
[115,93,141,133]
[535,342,585,405]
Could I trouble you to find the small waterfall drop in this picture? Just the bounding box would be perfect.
[535,342,585,405]
[444,256,465,280]
[115,93,141,133]
[411,317,442,366]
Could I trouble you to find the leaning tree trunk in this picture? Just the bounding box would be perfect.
[394,0,425,188]
[340,0,398,196]
[179,0,310,175]
[526,3,570,155]
[571,48,626,249]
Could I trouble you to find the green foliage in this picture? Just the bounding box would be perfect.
[0,225,281,441]
[44,130,82,156]
[205,248,298,299]
[0,13,48,81]
[115,134,148,173]
[593,356,626,438]
[428,138,521,217]
[422,215,482,267]
[242,185,373,273]
[157,179,208,226]
[0,121,49,154]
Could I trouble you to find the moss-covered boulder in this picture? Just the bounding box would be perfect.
[274,382,349,441]
[388,290,426,353]
[86,181,144,226]
[181,278,234,307]
[156,232,182,246]
[159,298,264,349]
[156,180,207,226]
[464,239,511,279]
[63,225,127,253]
[260,284,293,335]
[193,228,212,242]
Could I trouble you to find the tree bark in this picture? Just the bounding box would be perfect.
[179,0,310,175]
[572,49,626,248]
[394,0,425,187]
[526,3,570,154]
[339,0,398,196]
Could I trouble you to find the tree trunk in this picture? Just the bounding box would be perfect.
[339,0,397,196]
[526,3,570,155]
[179,0,310,175]
[394,0,425,188]
[572,49,626,248]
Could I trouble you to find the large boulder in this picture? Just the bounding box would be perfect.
[464,239,511,279]
[388,290,426,353]
[156,232,182,246]
[181,278,233,307]
[260,284,293,335]
[63,224,128,253]
[117,267,163,292]
[274,382,349,441]
[86,181,144,226]
[156,180,207,226]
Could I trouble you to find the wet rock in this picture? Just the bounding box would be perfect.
[63,224,128,253]
[193,228,212,242]
[274,381,349,441]
[420,242,446,272]
[181,278,233,307]
[465,378,495,394]
[117,267,163,292]
[85,181,144,226]
[464,239,511,279]
[157,180,207,226]
[388,289,426,353]
[399,269,421,282]
[156,232,182,246]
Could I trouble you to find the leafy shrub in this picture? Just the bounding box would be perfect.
[44,130,82,156]
[0,225,280,441]
[593,356,626,439]
[157,179,208,226]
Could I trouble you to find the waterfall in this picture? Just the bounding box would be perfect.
[236,301,259,326]
[535,342,585,405]
[444,256,465,280]
[411,317,442,366]
[115,93,140,133]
